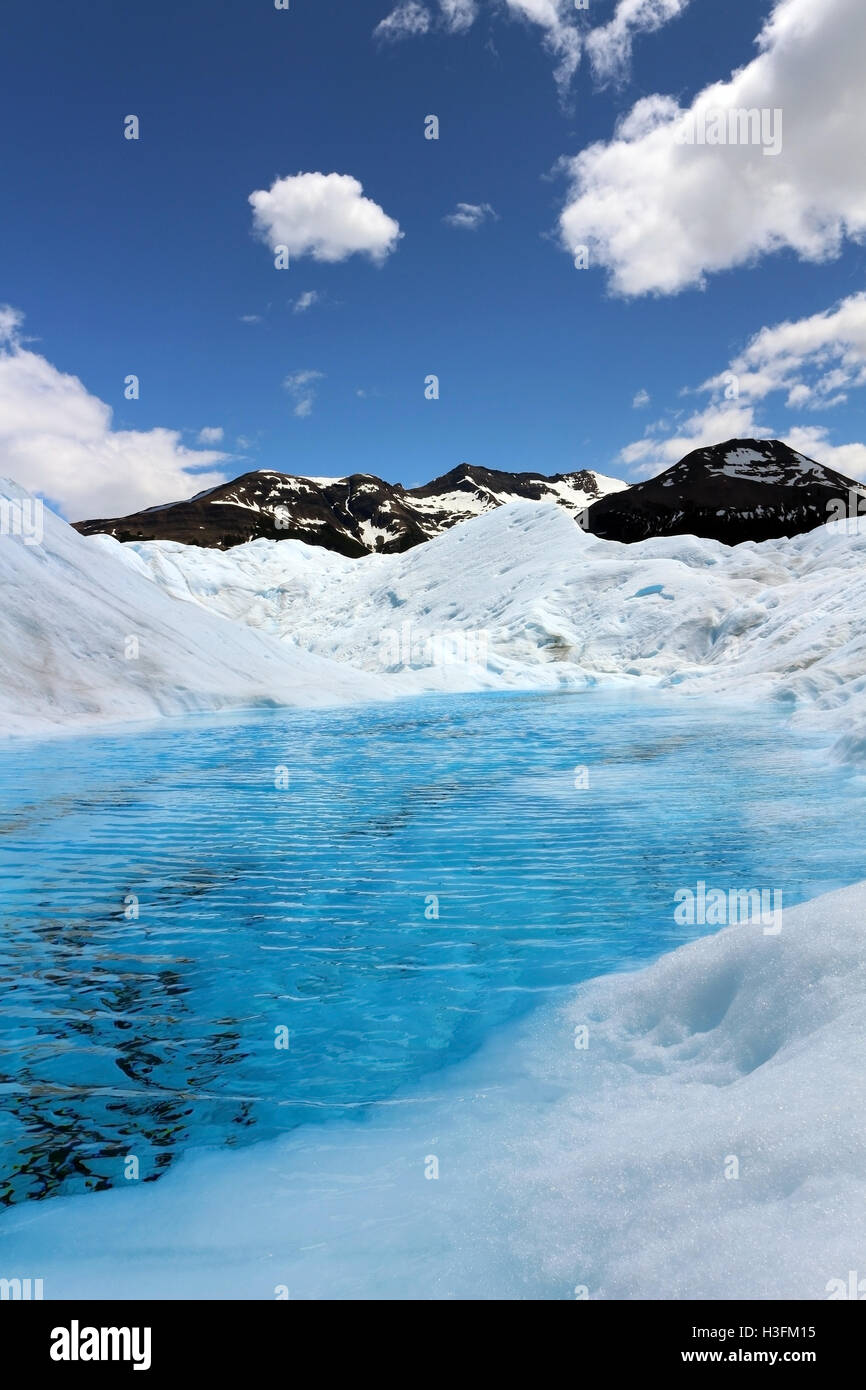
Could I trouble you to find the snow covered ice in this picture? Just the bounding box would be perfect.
[109,494,866,762]
[2,880,864,1299]
[0,477,390,736]
[10,475,866,754]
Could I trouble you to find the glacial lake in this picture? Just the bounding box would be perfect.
[1,688,864,1207]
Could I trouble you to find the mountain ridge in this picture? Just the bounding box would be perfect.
[71,439,866,554]
[71,463,626,555]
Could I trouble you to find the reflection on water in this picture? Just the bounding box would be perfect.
[1,690,864,1205]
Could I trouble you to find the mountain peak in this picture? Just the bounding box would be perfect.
[583,438,864,546]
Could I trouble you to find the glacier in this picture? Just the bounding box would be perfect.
[0,478,390,736]
[8,476,866,755]
[107,495,866,762]
[3,478,866,1298]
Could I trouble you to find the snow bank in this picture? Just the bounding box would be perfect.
[0,480,389,735]
[3,879,864,1299]
[119,499,866,755]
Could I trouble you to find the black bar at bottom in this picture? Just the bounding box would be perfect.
[2,1299,863,1376]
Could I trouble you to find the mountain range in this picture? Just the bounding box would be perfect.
[72,439,865,554]
[73,464,625,556]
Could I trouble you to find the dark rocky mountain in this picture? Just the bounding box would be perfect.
[581,439,866,546]
[73,439,862,556]
[72,464,626,556]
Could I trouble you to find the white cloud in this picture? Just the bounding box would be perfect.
[0,306,24,345]
[586,0,691,85]
[504,1,582,94]
[632,388,650,408]
[443,201,498,230]
[374,0,581,92]
[197,426,224,445]
[293,291,319,314]
[375,0,477,42]
[240,313,262,324]
[373,0,689,94]
[701,292,866,413]
[374,3,433,41]
[439,0,477,33]
[619,400,767,476]
[783,427,866,479]
[249,173,402,265]
[0,312,227,519]
[284,370,324,418]
[560,0,866,296]
[617,292,866,479]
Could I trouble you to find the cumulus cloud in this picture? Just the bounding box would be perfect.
[0,308,227,519]
[782,427,866,480]
[560,0,866,296]
[442,201,498,230]
[704,292,866,412]
[632,388,650,408]
[284,370,324,418]
[617,292,866,479]
[292,291,319,314]
[249,173,402,265]
[197,426,224,445]
[619,400,770,477]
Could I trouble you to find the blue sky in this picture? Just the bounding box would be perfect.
[2,0,866,518]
